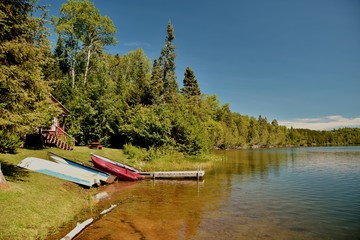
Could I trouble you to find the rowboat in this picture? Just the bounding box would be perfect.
[48,152,116,184]
[17,157,99,187]
[90,154,144,181]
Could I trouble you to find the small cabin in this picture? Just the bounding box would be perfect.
[47,95,71,137]
[39,96,75,150]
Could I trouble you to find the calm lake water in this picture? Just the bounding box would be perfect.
[75,146,360,240]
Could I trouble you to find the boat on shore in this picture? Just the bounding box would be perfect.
[90,154,144,181]
[91,153,140,172]
[48,152,116,184]
[17,157,99,187]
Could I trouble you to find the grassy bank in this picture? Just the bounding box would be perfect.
[0,147,218,240]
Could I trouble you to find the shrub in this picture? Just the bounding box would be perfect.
[0,130,21,154]
[123,143,145,160]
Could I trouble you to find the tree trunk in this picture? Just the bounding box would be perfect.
[71,56,76,88]
[84,47,91,86]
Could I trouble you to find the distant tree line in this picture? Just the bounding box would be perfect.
[1,0,359,154]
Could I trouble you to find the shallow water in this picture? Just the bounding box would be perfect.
[75,146,360,240]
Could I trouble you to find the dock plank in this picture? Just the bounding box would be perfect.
[140,170,205,179]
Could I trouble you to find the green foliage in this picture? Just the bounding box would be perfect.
[120,106,173,148]
[53,36,70,75]
[158,21,178,103]
[149,59,163,104]
[169,100,212,155]
[0,130,21,153]
[285,127,360,146]
[53,0,117,87]
[181,66,201,97]
[3,1,359,155]
[0,0,56,153]
[123,143,146,159]
[123,144,168,162]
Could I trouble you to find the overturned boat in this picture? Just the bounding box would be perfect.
[48,152,116,184]
[17,157,99,187]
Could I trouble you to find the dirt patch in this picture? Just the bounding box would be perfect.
[0,182,9,190]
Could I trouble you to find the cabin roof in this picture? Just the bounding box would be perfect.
[50,95,70,116]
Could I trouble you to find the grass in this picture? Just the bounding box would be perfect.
[0,148,91,240]
[122,144,221,171]
[134,152,220,172]
[0,146,220,240]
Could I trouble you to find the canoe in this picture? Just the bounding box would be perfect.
[48,152,116,184]
[91,154,140,172]
[91,154,144,181]
[17,157,99,187]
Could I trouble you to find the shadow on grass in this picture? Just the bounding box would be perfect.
[0,160,29,182]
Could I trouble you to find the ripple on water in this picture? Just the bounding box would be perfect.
[74,147,360,240]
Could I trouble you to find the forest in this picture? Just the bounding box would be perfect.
[1,0,360,154]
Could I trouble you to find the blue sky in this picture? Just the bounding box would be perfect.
[39,0,360,130]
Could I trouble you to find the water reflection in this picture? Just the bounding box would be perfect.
[76,178,225,240]
[74,147,360,240]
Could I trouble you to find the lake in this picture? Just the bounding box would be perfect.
[75,146,360,240]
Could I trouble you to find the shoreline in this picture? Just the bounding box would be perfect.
[0,147,213,240]
[1,145,358,239]
[214,143,360,150]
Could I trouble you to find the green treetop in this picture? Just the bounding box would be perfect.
[149,59,164,104]
[181,66,201,97]
[53,0,117,88]
[0,0,56,153]
[158,21,178,103]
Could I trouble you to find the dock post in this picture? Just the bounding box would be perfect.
[197,165,200,193]
[197,165,200,181]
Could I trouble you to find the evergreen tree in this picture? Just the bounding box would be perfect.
[247,118,260,146]
[158,21,178,103]
[149,59,163,104]
[53,36,70,75]
[0,0,56,153]
[181,66,201,97]
[258,115,269,146]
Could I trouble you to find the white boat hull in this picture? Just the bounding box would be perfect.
[18,157,99,187]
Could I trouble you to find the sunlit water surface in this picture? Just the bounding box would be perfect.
[75,146,360,240]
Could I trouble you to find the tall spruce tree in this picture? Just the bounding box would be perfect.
[53,36,70,75]
[158,21,178,103]
[0,0,56,153]
[149,59,163,104]
[181,66,201,97]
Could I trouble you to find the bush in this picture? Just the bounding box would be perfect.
[0,130,21,154]
[120,106,173,149]
[123,143,145,160]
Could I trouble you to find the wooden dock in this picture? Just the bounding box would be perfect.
[140,170,205,179]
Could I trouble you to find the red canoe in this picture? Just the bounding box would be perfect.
[91,154,144,181]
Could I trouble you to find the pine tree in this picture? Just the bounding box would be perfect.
[0,0,56,153]
[149,59,163,104]
[181,66,201,97]
[158,21,178,103]
[54,36,70,75]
